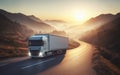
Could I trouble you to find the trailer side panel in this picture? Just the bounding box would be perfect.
[49,35,68,51]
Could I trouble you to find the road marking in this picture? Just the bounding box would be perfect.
[21,58,55,69]
[0,63,9,67]
[0,57,29,67]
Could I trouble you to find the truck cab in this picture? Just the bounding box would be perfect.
[28,35,48,58]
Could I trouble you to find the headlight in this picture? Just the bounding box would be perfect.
[39,52,43,57]
[28,52,31,56]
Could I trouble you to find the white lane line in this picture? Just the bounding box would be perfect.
[0,63,9,67]
[21,58,55,69]
[0,57,29,67]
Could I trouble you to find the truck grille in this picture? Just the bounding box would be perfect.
[30,50,40,56]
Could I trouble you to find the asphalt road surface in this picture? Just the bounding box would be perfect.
[0,41,96,75]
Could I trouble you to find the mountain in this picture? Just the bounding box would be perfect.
[95,17,120,52]
[0,9,54,32]
[80,14,120,50]
[0,13,33,57]
[0,13,33,37]
[28,15,42,22]
[80,14,120,68]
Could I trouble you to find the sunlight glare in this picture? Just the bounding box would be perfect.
[74,12,85,21]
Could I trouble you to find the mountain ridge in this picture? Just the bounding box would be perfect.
[83,13,120,27]
[0,9,54,32]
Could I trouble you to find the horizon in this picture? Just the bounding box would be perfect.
[0,0,120,25]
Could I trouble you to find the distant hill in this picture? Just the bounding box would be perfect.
[0,9,54,32]
[45,19,68,31]
[84,13,120,27]
[45,19,66,23]
[0,13,33,57]
[28,15,42,23]
[50,30,67,37]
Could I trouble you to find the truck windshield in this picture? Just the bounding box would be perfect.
[29,40,44,46]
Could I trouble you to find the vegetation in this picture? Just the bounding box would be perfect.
[0,13,33,58]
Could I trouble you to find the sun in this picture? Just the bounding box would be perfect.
[74,12,85,21]
[68,11,88,24]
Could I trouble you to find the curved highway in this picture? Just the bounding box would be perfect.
[0,41,96,75]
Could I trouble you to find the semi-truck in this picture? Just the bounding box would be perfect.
[28,34,68,58]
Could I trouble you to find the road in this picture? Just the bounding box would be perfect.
[0,41,96,75]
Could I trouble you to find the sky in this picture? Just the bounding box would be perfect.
[0,0,120,24]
